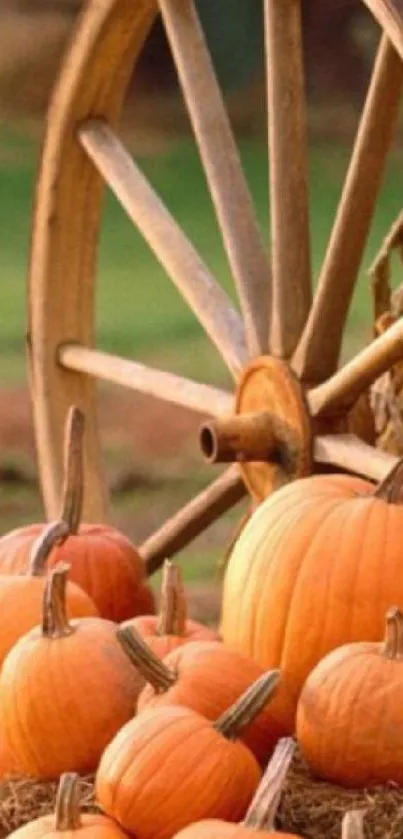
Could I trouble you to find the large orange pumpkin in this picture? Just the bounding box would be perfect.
[0,408,154,622]
[0,565,145,779]
[221,462,403,733]
[96,672,278,839]
[172,738,300,839]
[297,606,403,788]
[6,773,130,839]
[118,627,284,765]
[0,526,98,669]
[122,559,219,657]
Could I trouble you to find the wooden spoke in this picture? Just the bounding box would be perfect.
[309,316,403,416]
[59,343,233,417]
[79,120,248,379]
[265,0,312,359]
[314,434,398,482]
[293,34,403,382]
[362,0,403,60]
[158,0,271,357]
[141,465,247,574]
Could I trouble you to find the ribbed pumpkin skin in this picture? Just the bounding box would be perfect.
[122,615,220,658]
[0,618,144,778]
[0,523,154,622]
[0,577,98,668]
[297,640,403,787]
[6,812,129,839]
[173,819,301,839]
[138,641,285,765]
[220,473,403,733]
[96,705,260,839]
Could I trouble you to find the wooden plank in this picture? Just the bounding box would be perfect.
[314,434,398,481]
[362,0,403,60]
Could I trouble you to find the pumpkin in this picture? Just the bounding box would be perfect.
[6,773,129,839]
[117,626,285,765]
[0,407,154,622]
[96,671,280,839]
[0,525,98,669]
[0,565,145,779]
[296,606,403,788]
[221,461,403,733]
[122,559,219,657]
[172,738,300,839]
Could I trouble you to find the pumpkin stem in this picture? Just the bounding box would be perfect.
[42,565,74,639]
[117,626,176,692]
[156,560,187,637]
[214,670,280,740]
[244,738,295,830]
[60,406,85,534]
[55,773,81,830]
[383,606,403,659]
[374,458,403,504]
[27,520,70,577]
[341,810,365,839]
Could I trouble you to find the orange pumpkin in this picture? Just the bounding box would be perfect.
[122,560,219,657]
[0,565,145,779]
[0,526,98,669]
[96,671,280,839]
[118,627,285,765]
[297,606,403,788]
[172,738,300,839]
[6,773,129,839]
[0,408,154,622]
[221,462,403,733]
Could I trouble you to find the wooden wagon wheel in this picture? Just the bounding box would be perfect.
[28,0,403,575]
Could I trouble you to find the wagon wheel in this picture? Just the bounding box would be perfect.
[28,0,403,575]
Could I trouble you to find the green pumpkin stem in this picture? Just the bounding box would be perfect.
[383,606,403,659]
[117,626,176,692]
[244,738,295,830]
[374,459,403,504]
[27,520,70,577]
[55,773,81,830]
[156,560,187,637]
[60,406,85,534]
[214,670,280,740]
[341,810,365,839]
[42,565,74,639]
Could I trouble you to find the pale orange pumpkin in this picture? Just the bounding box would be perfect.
[0,407,154,622]
[96,671,279,839]
[0,565,145,779]
[6,773,129,839]
[297,606,403,788]
[221,462,403,733]
[118,627,285,765]
[122,559,219,657]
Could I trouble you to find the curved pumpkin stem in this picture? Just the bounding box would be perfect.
[27,520,70,577]
[244,737,295,830]
[55,773,81,830]
[116,626,176,691]
[42,565,74,639]
[341,810,365,839]
[60,406,85,534]
[374,457,403,504]
[156,560,187,637]
[214,670,280,740]
[383,606,403,659]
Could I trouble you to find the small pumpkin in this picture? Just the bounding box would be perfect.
[221,461,403,733]
[172,738,300,839]
[117,627,285,765]
[6,772,129,839]
[0,525,98,669]
[96,670,280,839]
[0,565,145,779]
[0,407,154,622]
[297,606,403,788]
[122,559,219,657]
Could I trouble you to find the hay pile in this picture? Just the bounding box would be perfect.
[0,775,97,837]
